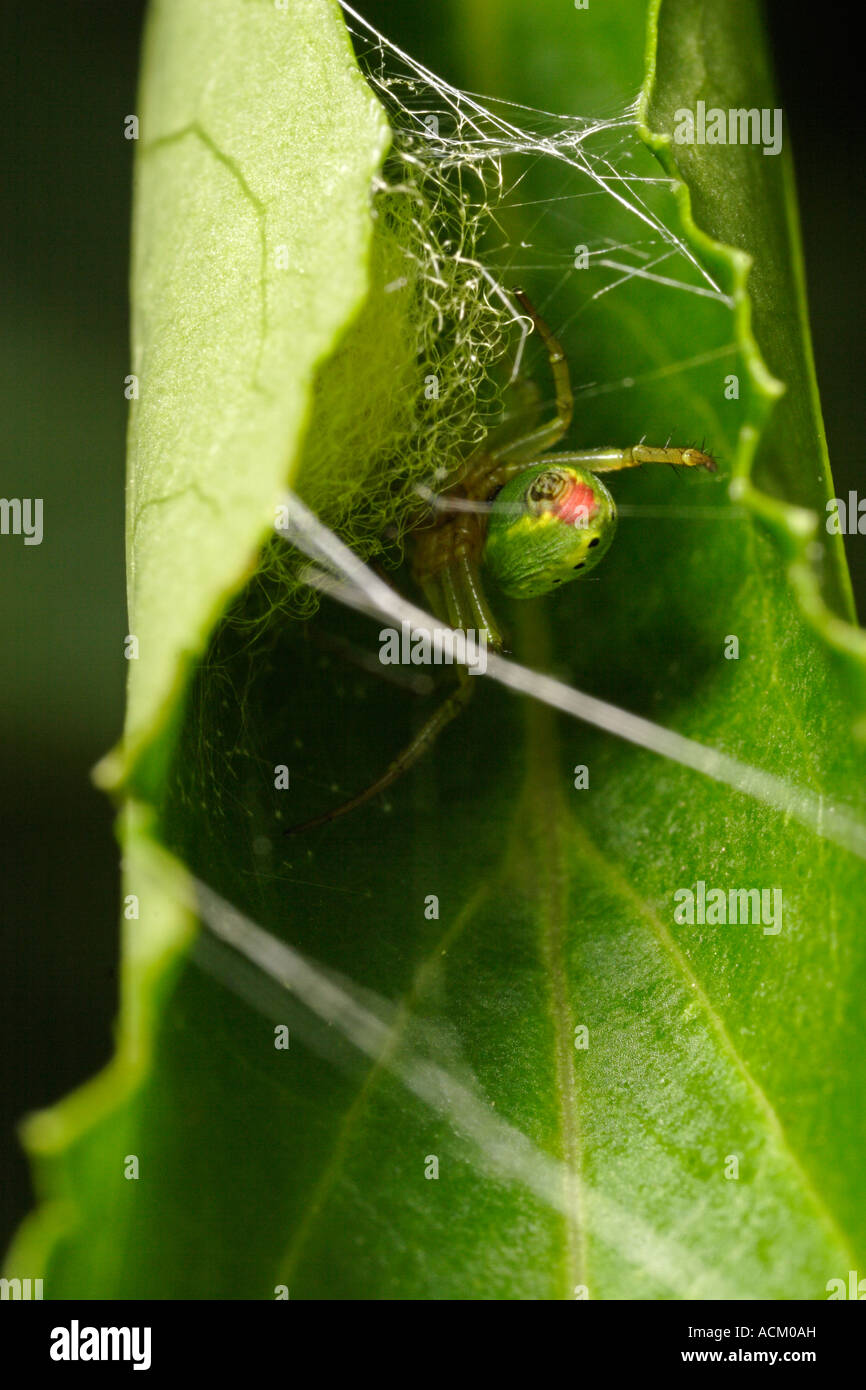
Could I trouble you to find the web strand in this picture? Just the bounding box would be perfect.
[275,491,866,863]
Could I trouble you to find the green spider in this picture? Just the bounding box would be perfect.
[286,289,715,834]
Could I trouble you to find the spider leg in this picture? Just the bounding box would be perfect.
[467,288,573,475]
[283,669,474,836]
[284,554,492,836]
[446,290,573,512]
[438,553,504,651]
[513,444,717,474]
[413,502,504,650]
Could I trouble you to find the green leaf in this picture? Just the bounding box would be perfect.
[120,0,389,766]
[7,0,866,1300]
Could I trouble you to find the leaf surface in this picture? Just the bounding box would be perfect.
[8,0,866,1300]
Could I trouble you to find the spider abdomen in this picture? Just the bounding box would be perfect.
[483,463,617,599]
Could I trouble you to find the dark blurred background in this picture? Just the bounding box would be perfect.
[0,0,861,1251]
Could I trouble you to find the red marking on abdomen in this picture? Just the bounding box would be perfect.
[554,481,597,527]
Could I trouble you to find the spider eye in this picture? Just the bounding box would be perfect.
[526,467,573,512]
[482,462,617,600]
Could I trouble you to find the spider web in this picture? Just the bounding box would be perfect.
[153,6,866,1301]
[239,0,736,627]
[197,2,767,845]
[193,1,866,1030]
